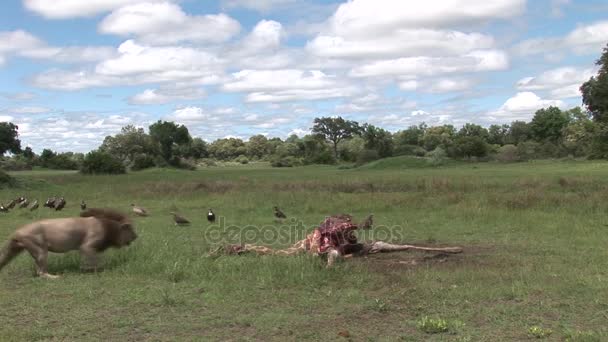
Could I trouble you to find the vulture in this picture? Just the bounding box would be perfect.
[207,208,216,223]
[170,212,190,226]
[360,214,374,229]
[0,203,8,212]
[7,199,16,209]
[131,204,148,217]
[18,198,29,209]
[44,197,56,208]
[80,200,87,210]
[55,197,66,211]
[30,200,39,211]
[273,206,287,219]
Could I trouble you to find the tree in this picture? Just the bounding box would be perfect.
[422,125,455,151]
[488,124,510,145]
[562,107,596,157]
[100,125,156,165]
[361,124,393,158]
[581,43,608,124]
[0,122,21,155]
[81,150,126,174]
[246,135,269,159]
[208,138,246,160]
[506,121,531,144]
[22,146,35,160]
[149,121,192,165]
[312,116,361,160]
[457,123,489,139]
[453,136,488,158]
[530,106,570,142]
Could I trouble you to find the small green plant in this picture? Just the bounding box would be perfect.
[371,298,390,312]
[417,316,449,334]
[528,326,553,339]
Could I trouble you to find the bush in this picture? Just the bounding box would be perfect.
[131,154,156,171]
[0,170,16,188]
[496,144,519,162]
[235,155,249,164]
[80,151,126,174]
[271,156,302,167]
[426,147,447,166]
[394,144,427,157]
[516,141,540,161]
[0,157,32,171]
[356,149,379,166]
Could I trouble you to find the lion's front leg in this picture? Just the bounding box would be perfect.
[79,245,100,273]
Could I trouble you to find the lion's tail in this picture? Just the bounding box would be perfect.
[0,238,23,272]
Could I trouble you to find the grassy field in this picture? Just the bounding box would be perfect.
[1,159,608,341]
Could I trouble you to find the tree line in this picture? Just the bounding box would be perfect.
[0,43,607,173]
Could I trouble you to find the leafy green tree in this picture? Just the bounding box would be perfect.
[312,116,361,160]
[581,43,608,124]
[361,124,393,158]
[81,150,126,174]
[246,134,269,159]
[506,121,531,144]
[394,124,425,146]
[0,122,21,155]
[422,125,455,151]
[458,123,489,139]
[488,124,510,145]
[530,106,571,142]
[149,121,192,165]
[453,136,488,158]
[22,146,35,160]
[562,107,596,157]
[100,125,157,164]
[208,138,246,160]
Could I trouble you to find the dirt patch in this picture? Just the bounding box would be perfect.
[357,243,499,273]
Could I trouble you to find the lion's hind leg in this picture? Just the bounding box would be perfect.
[0,238,24,272]
[19,238,59,279]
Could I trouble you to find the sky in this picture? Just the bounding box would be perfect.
[0,0,607,153]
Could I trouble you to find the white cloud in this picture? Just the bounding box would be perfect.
[96,40,223,77]
[168,106,211,123]
[0,30,116,65]
[0,115,15,122]
[23,0,156,19]
[20,46,116,63]
[516,66,596,98]
[350,50,509,77]
[0,30,42,53]
[489,92,566,121]
[99,2,240,44]
[327,0,525,38]
[514,20,608,57]
[0,92,36,101]
[241,20,284,53]
[129,87,206,105]
[222,0,296,12]
[222,69,357,102]
[307,29,494,59]
[10,106,50,114]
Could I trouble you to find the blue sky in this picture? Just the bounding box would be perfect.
[0,0,607,152]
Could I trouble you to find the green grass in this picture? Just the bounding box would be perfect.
[1,160,608,341]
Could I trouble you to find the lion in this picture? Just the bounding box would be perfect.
[0,208,137,279]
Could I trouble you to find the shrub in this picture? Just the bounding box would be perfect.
[394,144,427,157]
[0,170,16,188]
[496,144,519,162]
[417,316,449,334]
[235,155,249,164]
[0,157,32,171]
[131,154,156,171]
[517,141,540,161]
[80,151,126,174]
[426,147,447,166]
[356,149,380,165]
[271,156,302,167]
